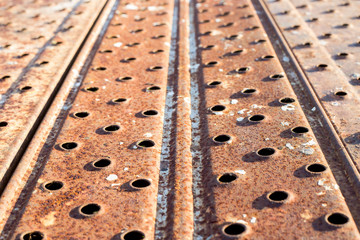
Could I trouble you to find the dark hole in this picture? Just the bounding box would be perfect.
[85,87,99,92]
[39,61,49,65]
[218,173,237,183]
[326,213,349,225]
[202,31,212,36]
[213,135,231,143]
[208,81,221,86]
[113,98,127,103]
[153,35,165,39]
[341,23,349,27]
[303,42,312,47]
[80,203,101,216]
[255,39,266,43]
[131,179,151,189]
[335,91,347,96]
[150,49,164,54]
[322,33,332,38]
[150,66,163,70]
[210,105,226,112]
[206,61,218,66]
[200,19,210,23]
[20,86,32,91]
[95,67,106,71]
[22,231,44,240]
[268,191,289,202]
[261,55,274,59]
[338,52,348,57]
[248,26,259,30]
[143,110,158,116]
[249,115,265,122]
[310,18,318,22]
[231,49,243,54]
[74,112,89,118]
[147,86,161,91]
[227,34,238,40]
[104,125,120,132]
[243,14,254,19]
[93,159,111,168]
[291,126,309,134]
[61,142,78,150]
[0,75,10,80]
[118,76,133,81]
[127,42,140,47]
[306,163,326,173]
[223,223,246,236]
[123,230,146,240]
[238,4,249,8]
[137,140,155,148]
[99,50,112,53]
[257,148,275,157]
[242,88,256,94]
[0,121,8,127]
[317,64,328,68]
[269,74,284,79]
[124,57,136,62]
[280,97,295,104]
[44,181,63,191]
[203,45,215,49]
[237,67,250,73]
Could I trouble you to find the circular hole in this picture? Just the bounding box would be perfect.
[322,33,332,38]
[130,178,151,189]
[241,88,257,94]
[218,173,237,183]
[142,110,158,116]
[213,134,231,143]
[226,34,238,40]
[203,45,215,50]
[261,55,275,60]
[223,223,247,237]
[335,91,347,97]
[122,230,146,240]
[94,67,106,71]
[153,34,165,39]
[200,19,210,23]
[210,105,226,112]
[150,49,164,54]
[0,121,8,127]
[337,52,348,57]
[99,49,113,53]
[291,126,309,134]
[20,86,32,91]
[80,203,101,216]
[279,97,295,104]
[60,142,78,150]
[256,147,275,157]
[112,98,127,103]
[1,75,10,80]
[247,25,260,30]
[118,76,133,81]
[310,17,318,22]
[93,159,111,169]
[341,23,349,27]
[267,190,289,203]
[269,74,284,79]
[201,31,212,36]
[249,114,265,122]
[74,112,89,118]
[326,213,349,227]
[206,61,218,66]
[123,57,136,62]
[150,66,163,70]
[243,14,254,19]
[305,163,327,174]
[136,139,155,148]
[231,49,243,54]
[22,231,44,240]
[317,64,328,69]
[103,124,120,132]
[237,67,250,73]
[255,39,266,43]
[208,81,221,86]
[127,42,140,47]
[44,181,63,191]
[85,87,99,92]
[302,42,313,47]
[147,86,161,91]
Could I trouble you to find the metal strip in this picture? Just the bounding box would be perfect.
[190,0,359,238]
[0,0,108,192]
[1,0,175,239]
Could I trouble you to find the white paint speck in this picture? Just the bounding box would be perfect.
[144,133,153,137]
[125,3,138,10]
[235,170,246,174]
[311,107,316,111]
[250,217,257,223]
[281,104,295,111]
[113,42,122,47]
[302,139,316,146]
[281,121,290,126]
[283,56,289,62]
[238,109,247,114]
[230,99,238,104]
[300,148,314,155]
[237,117,244,122]
[106,174,118,181]
[286,143,295,150]
[124,167,128,171]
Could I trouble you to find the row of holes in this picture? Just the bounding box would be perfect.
[199,2,351,237]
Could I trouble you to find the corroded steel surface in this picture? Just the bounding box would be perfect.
[1,0,360,239]
[0,0,108,191]
[263,0,360,187]
[0,0,175,239]
[190,0,359,238]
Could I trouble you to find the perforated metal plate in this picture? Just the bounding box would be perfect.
[0,0,108,191]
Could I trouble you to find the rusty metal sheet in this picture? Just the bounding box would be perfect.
[263,0,360,191]
[0,0,175,239]
[0,0,108,191]
[189,0,359,238]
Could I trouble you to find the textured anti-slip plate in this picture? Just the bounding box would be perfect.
[0,0,107,191]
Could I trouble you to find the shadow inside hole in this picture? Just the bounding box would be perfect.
[312,216,339,232]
